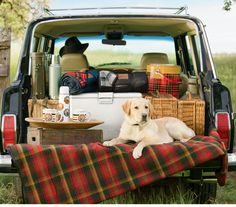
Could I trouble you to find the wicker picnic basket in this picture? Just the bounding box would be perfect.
[145,92,205,135]
[145,93,178,119]
[28,98,59,118]
[178,92,205,135]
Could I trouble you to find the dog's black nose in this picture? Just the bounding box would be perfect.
[142,113,147,121]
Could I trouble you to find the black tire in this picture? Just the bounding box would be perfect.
[190,182,217,204]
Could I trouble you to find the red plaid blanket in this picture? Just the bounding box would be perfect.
[9,130,227,204]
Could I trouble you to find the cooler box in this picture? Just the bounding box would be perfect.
[70,92,142,140]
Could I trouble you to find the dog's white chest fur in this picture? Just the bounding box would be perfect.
[120,121,158,143]
[120,123,142,142]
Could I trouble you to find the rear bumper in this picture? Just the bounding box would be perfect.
[228,152,236,171]
[0,155,17,173]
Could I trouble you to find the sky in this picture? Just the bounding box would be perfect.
[49,0,236,53]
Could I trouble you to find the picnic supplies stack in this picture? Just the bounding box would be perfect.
[147,64,182,98]
[145,94,178,119]
[31,52,46,99]
[49,55,61,99]
[28,98,59,118]
[178,92,205,135]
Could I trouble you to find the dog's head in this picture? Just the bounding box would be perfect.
[122,98,154,125]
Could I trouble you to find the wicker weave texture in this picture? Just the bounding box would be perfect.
[28,99,59,118]
[177,100,196,131]
[146,95,205,135]
[145,95,178,119]
[195,101,205,135]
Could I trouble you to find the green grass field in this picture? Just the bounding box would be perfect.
[1,53,236,204]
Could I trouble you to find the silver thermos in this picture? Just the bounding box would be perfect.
[49,55,61,99]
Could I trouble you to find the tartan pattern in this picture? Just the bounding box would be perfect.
[66,71,88,87]
[9,130,227,204]
[148,74,182,98]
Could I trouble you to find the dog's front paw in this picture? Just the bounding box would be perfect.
[103,140,113,146]
[132,147,142,159]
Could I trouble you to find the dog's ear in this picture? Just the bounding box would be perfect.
[147,100,154,118]
[122,100,131,116]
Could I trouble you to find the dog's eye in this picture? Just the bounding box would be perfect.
[145,105,148,109]
[134,106,139,110]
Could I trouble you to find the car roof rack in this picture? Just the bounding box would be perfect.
[42,6,189,16]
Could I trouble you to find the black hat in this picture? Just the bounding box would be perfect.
[59,36,89,57]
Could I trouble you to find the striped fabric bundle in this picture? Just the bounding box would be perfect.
[9,130,227,204]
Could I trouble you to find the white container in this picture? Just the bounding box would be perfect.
[58,86,70,122]
[70,92,142,140]
[49,55,61,99]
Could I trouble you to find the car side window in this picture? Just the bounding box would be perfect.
[185,35,196,76]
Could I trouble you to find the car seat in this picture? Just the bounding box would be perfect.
[60,53,89,73]
[140,52,169,69]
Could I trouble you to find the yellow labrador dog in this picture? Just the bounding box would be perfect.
[103,98,195,159]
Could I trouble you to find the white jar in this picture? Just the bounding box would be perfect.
[58,86,70,122]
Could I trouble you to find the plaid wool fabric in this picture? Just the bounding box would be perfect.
[148,74,182,98]
[9,130,227,204]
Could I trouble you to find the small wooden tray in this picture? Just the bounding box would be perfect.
[25,118,104,129]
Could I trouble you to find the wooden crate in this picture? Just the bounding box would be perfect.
[145,94,178,119]
[28,99,59,118]
[27,127,103,145]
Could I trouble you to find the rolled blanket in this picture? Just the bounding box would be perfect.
[59,70,98,95]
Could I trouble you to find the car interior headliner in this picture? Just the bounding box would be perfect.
[34,17,197,38]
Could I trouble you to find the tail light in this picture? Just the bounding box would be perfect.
[1,114,17,152]
[215,112,231,149]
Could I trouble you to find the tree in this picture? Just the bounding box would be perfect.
[0,0,49,37]
[223,0,235,10]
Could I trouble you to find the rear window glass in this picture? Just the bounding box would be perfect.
[55,35,176,69]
